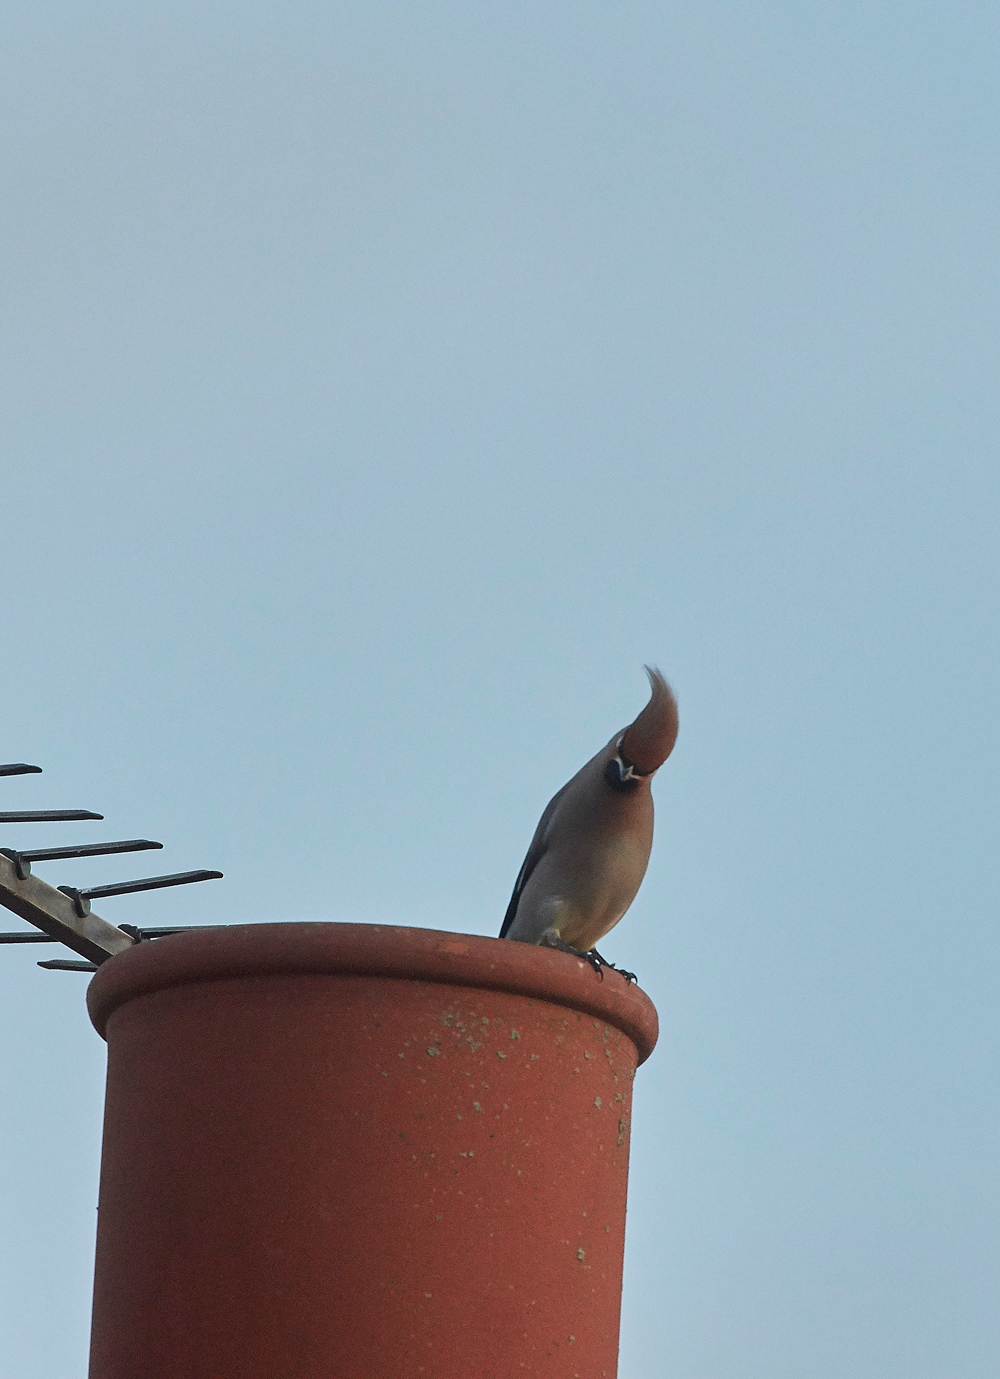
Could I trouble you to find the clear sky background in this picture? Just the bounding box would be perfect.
[1,3,998,1376]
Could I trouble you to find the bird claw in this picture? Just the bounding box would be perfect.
[540,930,605,976]
[589,949,637,983]
[540,934,638,982]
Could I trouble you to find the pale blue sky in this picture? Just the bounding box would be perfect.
[1,4,998,1375]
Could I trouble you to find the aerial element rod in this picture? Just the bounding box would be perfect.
[29,921,233,969]
[6,839,161,862]
[58,870,223,917]
[0,810,103,823]
[0,921,229,945]
[0,763,43,776]
[0,839,162,879]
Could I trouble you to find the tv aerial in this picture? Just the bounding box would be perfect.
[0,762,222,972]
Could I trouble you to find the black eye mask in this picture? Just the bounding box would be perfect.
[603,736,652,793]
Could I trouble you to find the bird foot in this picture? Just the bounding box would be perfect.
[589,949,637,984]
[540,931,605,978]
[539,935,638,983]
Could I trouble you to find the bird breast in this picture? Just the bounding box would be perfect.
[524,780,653,948]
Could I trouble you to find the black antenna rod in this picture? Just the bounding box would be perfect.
[59,870,223,917]
[0,810,103,823]
[0,921,230,946]
[0,839,162,880]
[0,763,43,776]
[8,840,161,863]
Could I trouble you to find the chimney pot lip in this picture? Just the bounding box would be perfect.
[86,921,659,1064]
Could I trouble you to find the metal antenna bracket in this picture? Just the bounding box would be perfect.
[0,765,223,966]
[0,851,134,964]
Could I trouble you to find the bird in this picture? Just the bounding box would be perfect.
[499,667,678,980]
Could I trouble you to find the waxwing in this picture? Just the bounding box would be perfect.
[499,667,678,978]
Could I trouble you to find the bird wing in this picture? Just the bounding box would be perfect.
[499,783,569,938]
